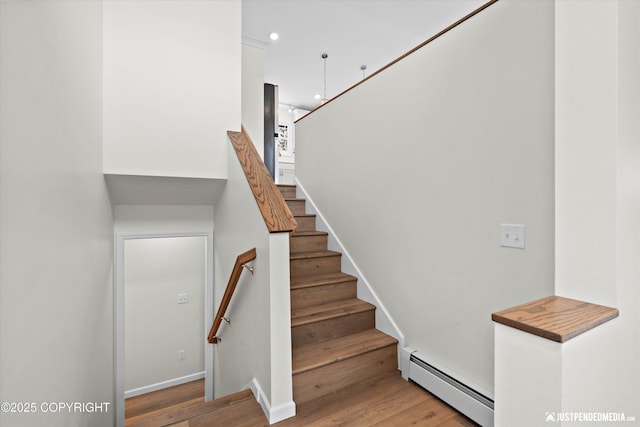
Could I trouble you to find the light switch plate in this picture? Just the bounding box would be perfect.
[500,224,525,249]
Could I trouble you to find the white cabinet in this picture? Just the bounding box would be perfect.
[277,162,295,185]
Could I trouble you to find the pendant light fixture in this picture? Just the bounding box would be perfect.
[321,53,328,105]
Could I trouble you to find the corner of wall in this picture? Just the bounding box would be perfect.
[245,378,296,425]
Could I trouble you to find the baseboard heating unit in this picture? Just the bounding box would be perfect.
[406,350,494,426]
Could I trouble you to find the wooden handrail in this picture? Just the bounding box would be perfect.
[208,248,257,344]
[228,127,298,233]
[295,0,499,122]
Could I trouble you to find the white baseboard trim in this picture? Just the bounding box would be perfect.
[268,400,297,424]
[404,347,494,427]
[294,178,406,374]
[125,371,205,399]
[245,378,296,425]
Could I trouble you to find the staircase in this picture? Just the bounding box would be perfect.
[128,185,400,427]
[278,184,399,404]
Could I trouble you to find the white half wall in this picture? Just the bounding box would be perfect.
[213,134,294,423]
[0,1,114,426]
[494,324,563,427]
[103,0,241,179]
[295,0,555,393]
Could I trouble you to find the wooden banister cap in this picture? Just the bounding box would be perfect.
[228,128,298,234]
[492,295,619,343]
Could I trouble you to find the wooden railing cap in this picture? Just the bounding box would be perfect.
[295,0,499,122]
[492,295,619,343]
[228,127,298,234]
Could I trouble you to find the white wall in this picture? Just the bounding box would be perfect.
[555,0,640,419]
[242,43,266,160]
[295,0,555,393]
[555,0,617,306]
[103,0,241,179]
[0,2,114,426]
[114,205,214,235]
[213,135,294,423]
[124,236,205,392]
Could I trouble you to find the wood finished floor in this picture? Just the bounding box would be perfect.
[125,379,205,426]
[125,372,478,426]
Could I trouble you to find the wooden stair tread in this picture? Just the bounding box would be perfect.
[292,329,398,375]
[125,397,203,426]
[183,396,266,426]
[291,272,357,290]
[291,298,375,327]
[125,379,204,419]
[293,213,316,218]
[277,184,296,187]
[290,250,341,260]
[290,230,328,237]
[127,390,254,427]
[277,371,421,426]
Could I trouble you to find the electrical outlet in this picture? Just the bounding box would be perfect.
[500,224,525,249]
[178,350,185,361]
[177,293,188,304]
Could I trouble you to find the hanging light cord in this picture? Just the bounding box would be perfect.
[322,53,328,100]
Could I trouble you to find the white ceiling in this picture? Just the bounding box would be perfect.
[242,0,487,111]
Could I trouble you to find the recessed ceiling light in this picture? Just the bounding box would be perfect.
[314,94,321,100]
[269,32,279,41]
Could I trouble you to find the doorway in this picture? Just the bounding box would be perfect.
[115,232,214,427]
